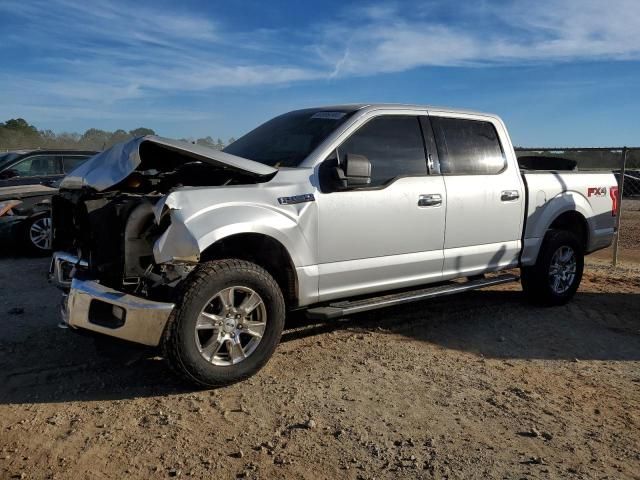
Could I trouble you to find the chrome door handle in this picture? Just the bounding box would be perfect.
[501,190,520,202]
[418,194,442,207]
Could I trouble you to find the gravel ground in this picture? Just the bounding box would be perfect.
[0,253,638,479]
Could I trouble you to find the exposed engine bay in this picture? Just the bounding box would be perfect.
[52,136,275,298]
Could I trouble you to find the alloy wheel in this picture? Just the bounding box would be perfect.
[194,286,267,366]
[548,245,577,294]
[29,216,52,251]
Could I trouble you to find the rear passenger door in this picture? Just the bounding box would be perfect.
[429,115,524,277]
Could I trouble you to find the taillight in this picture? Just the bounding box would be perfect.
[610,186,619,217]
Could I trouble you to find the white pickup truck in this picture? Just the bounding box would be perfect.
[50,104,618,386]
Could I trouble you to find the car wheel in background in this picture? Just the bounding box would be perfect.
[23,212,52,254]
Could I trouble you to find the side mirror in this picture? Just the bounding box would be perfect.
[334,153,371,189]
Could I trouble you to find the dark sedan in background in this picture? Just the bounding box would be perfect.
[0,149,97,252]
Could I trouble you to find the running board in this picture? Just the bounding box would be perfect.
[306,274,519,320]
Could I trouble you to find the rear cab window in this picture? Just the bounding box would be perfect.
[430,116,506,175]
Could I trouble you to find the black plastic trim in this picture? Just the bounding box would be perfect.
[419,116,441,175]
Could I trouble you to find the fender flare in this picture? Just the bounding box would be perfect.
[522,191,592,265]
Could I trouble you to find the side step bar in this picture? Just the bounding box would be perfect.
[306,274,519,320]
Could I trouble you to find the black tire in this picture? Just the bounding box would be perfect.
[521,230,584,306]
[163,259,285,387]
[22,212,52,255]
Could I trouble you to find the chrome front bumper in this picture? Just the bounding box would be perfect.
[63,279,175,346]
[52,252,175,346]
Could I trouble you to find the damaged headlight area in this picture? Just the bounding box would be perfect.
[51,135,275,313]
[48,134,284,350]
[152,206,200,265]
[52,190,199,298]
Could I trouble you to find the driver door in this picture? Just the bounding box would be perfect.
[315,114,446,302]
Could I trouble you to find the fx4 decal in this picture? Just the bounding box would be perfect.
[587,187,607,197]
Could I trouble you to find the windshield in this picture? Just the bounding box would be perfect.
[223,108,356,167]
[0,152,20,170]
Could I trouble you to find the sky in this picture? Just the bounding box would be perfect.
[0,0,639,146]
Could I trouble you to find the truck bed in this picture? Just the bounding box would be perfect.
[520,170,617,265]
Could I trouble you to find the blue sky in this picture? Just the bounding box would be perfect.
[0,0,639,146]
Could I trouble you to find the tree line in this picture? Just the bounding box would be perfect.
[0,118,235,151]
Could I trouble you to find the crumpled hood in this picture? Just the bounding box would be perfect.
[59,135,277,191]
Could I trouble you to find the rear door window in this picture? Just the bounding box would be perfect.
[431,117,506,175]
[337,115,427,187]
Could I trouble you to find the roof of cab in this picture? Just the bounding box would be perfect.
[290,103,500,121]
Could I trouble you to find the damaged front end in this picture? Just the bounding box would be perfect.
[50,135,276,346]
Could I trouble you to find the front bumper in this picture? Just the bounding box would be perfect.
[52,252,175,346]
[62,279,175,347]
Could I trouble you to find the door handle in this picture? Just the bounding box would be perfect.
[418,194,442,207]
[501,190,520,202]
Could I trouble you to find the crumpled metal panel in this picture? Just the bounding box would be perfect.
[60,135,277,192]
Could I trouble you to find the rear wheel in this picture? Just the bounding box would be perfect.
[521,230,584,306]
[163,259,285,387]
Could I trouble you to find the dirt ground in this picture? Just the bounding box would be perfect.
[591,199,640,264]
[1,226,639,479]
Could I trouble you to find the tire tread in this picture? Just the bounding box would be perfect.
[521,229,584,306]
[162,259,285,387]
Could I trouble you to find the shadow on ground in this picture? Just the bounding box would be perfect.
[284,289,640,361]
[2,283,638,405]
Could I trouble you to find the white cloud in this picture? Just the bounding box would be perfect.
[0,0,639,119]
[318,0,640,76]
[0,0,329,120]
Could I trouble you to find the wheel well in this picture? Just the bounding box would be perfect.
[549,211,588,250]
[200,233,298,308]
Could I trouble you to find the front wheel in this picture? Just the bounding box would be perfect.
[521,230,584,306]
[163,259,285,387]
